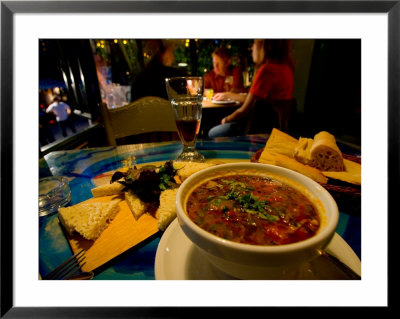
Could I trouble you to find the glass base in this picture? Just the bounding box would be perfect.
[175,149,205,163]
[39,176,72,217]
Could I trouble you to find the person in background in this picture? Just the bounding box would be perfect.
[39,91,55,146]
[130,40,186,101]
[46,95,76,138]
[208,39,295,137]
[204,47,244,94]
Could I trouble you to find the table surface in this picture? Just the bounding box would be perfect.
[39,135,361,280]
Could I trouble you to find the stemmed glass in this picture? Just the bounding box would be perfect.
[165,77,205,162]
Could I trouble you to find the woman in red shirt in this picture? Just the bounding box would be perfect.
[208,39,294,137]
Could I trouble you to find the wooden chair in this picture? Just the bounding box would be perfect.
[100,96,179,146]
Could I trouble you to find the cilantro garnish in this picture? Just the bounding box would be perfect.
[216,179,279,222]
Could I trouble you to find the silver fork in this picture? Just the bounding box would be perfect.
[42,249,87,280]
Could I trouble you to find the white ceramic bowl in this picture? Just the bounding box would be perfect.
[175,162,339,279]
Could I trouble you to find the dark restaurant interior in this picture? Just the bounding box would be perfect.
[39,38,361,157]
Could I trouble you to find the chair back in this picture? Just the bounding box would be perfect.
[100,96,178,145]
[245,98,297,134]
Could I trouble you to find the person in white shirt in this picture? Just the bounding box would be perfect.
[46,95,76,137]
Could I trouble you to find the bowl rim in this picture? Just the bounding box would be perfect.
[175,162,339,253]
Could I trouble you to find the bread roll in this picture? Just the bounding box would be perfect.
[293,137,315,166]
[310,131,344,171]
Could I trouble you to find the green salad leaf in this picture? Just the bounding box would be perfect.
[110,159,178,203]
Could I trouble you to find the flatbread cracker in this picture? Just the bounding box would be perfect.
[264,128,298,158]
[259,151,328,184]
[322,159,361,185]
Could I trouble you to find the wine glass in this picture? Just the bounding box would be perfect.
[165,76,205,162]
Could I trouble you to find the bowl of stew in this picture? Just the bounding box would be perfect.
[175,162,339,279]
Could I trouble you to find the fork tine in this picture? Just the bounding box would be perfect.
[53,254,86,280]
[43,249,85,280]
[51,252,85,280]
[64,262,87,280]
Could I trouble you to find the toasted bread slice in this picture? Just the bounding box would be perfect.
[156,188,178,231]
[91,182,125,197]
[173,162,215,181]
[58,199,121,240]
[124,189,147,220]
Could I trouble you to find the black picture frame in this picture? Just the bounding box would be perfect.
[1,0,396,317]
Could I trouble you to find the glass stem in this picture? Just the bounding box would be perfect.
[182,143,197,153]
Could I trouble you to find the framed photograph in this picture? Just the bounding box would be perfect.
[1,0,396,316]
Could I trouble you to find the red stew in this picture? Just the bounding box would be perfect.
[186,175,320,246]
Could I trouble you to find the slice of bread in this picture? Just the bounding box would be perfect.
[174,162,215,181]
[293,137,315,166]
[310,131,344,171]
[125,189,147,220]
[293,131,344,172]
[58,199,121,240]
[156,188,178,231]
[91,182,125,197]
